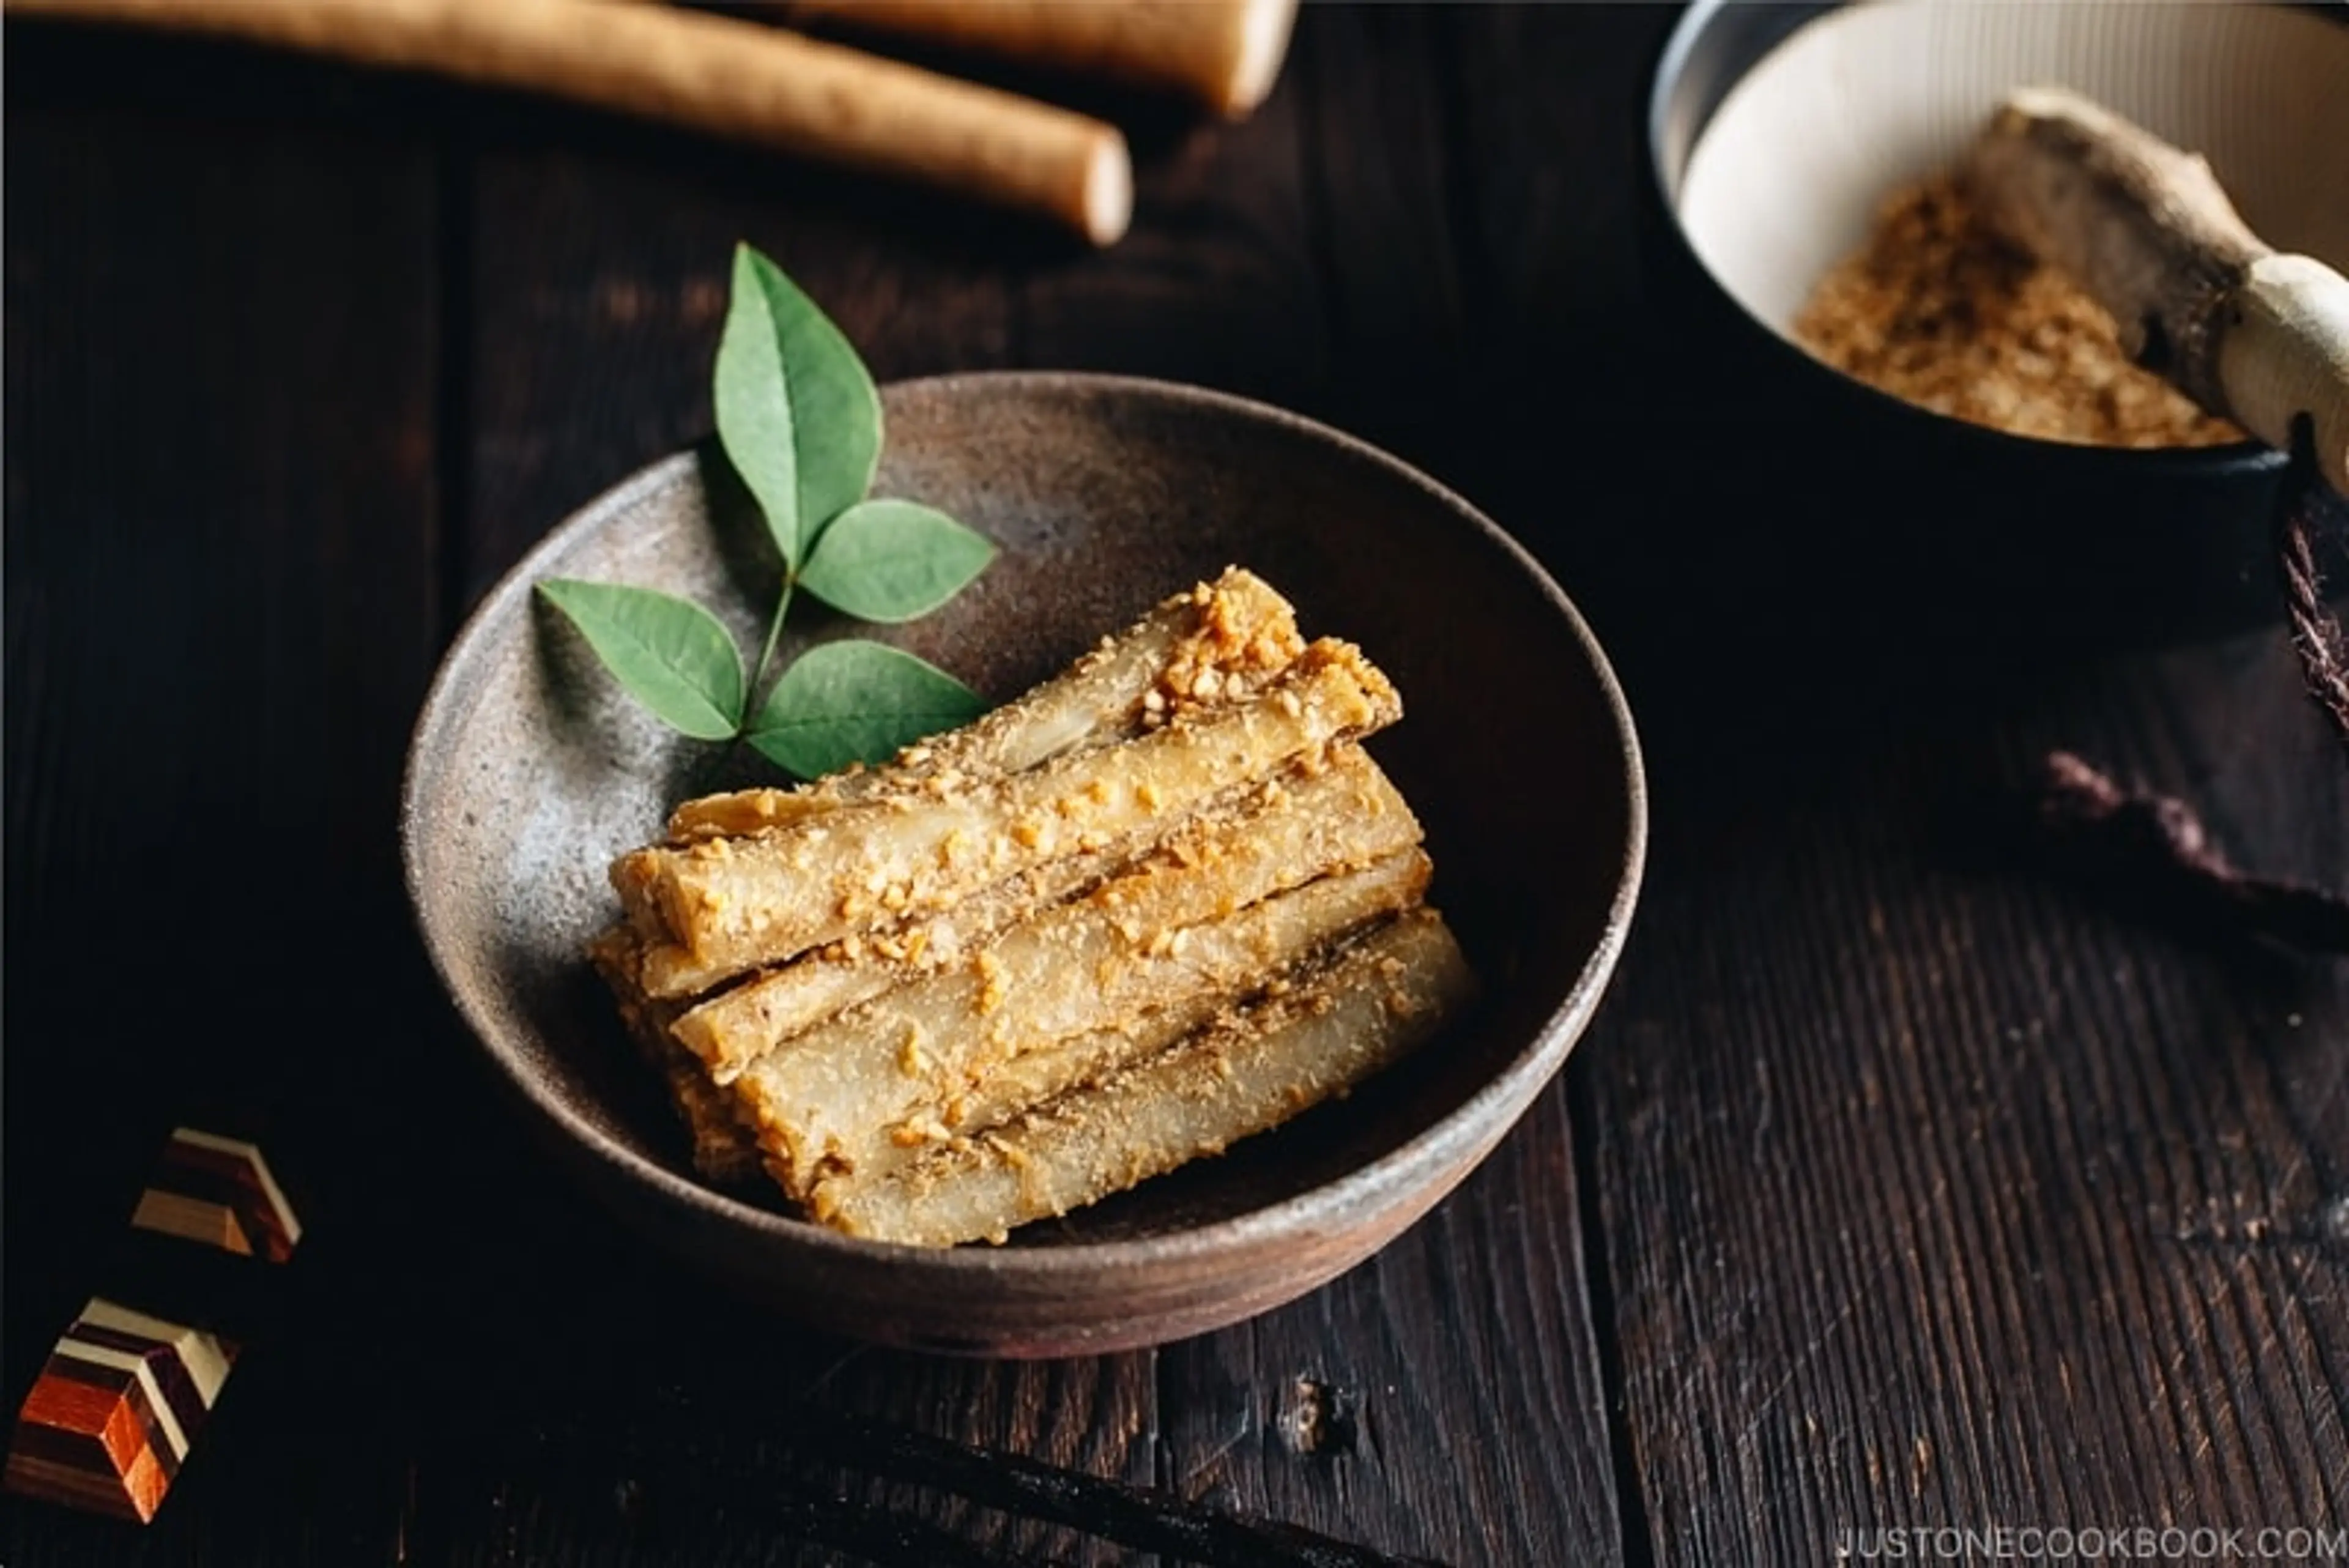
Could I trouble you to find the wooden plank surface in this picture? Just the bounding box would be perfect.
[1578,639,2349,1562]
[2,23,449,1564]
[7,4,2347,1564]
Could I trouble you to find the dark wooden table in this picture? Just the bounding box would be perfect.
[7,8,2347,1564]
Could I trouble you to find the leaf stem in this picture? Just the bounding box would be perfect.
[744,571,798,728]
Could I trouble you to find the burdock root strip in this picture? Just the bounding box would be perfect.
[738,847,1433,1199]
[811,908,1475,1246]
[662,567,1304,844]
[587,928,763,1186]
[672,743,1419,1082]
[618,639,1401,996]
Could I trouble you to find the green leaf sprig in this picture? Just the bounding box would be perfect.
[536,243,994,778]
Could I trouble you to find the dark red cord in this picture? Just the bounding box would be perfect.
[2035,750,2349,953]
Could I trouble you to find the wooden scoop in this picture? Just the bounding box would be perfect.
[1963,84,2349,497]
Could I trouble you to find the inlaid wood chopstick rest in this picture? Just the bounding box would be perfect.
[790,0,1301,120]
[129,1127,303,1263]
[4,0,1134,246]
[3,1301,237,1523]
[3,1125,302,1523]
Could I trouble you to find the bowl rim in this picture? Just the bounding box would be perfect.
[400,368,1649,1277]
[1644,0,2296,478]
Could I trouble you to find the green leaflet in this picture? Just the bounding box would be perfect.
[746,640,988,779]
[546,244,993,770]
[800,498,996,623]
[712,243,882,570]
[536,579,744,740]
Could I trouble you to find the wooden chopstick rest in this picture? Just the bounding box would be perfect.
[3,1124,303,1523]
[4,1301,238,1524]
[129,1127,304,1264]
[5,0,1135,246]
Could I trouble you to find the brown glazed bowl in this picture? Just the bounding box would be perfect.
[401,373,1646,1357]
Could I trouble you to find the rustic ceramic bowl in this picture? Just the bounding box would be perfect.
[402,373,1646,1357]
[1646,0,2349,648]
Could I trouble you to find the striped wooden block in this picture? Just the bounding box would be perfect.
[129,1128,302,1262]
[2,1300,236,1523]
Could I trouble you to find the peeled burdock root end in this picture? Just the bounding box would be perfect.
[592,568,1474,1246]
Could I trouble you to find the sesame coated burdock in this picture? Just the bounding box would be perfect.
[622,636,1400,997]
[674,746,1421,1083]
[741,846,1431,1198]
[1792,173,2240,449]
[660,567,1305,845]
[814,911,1474,1247]
[591,568,1474,1246]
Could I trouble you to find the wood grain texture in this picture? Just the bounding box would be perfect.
[1014,35,1324,413]
[1157,1085,1625,1565]
[2,21,445,1565]
[1578,633,2349,1564]
[9,3,2347,1564]
[1436,4,1683,605]
[1283,4,1472,483]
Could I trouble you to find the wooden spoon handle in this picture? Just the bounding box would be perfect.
[1964,84,2349,495]
[2224,255,2349,497]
